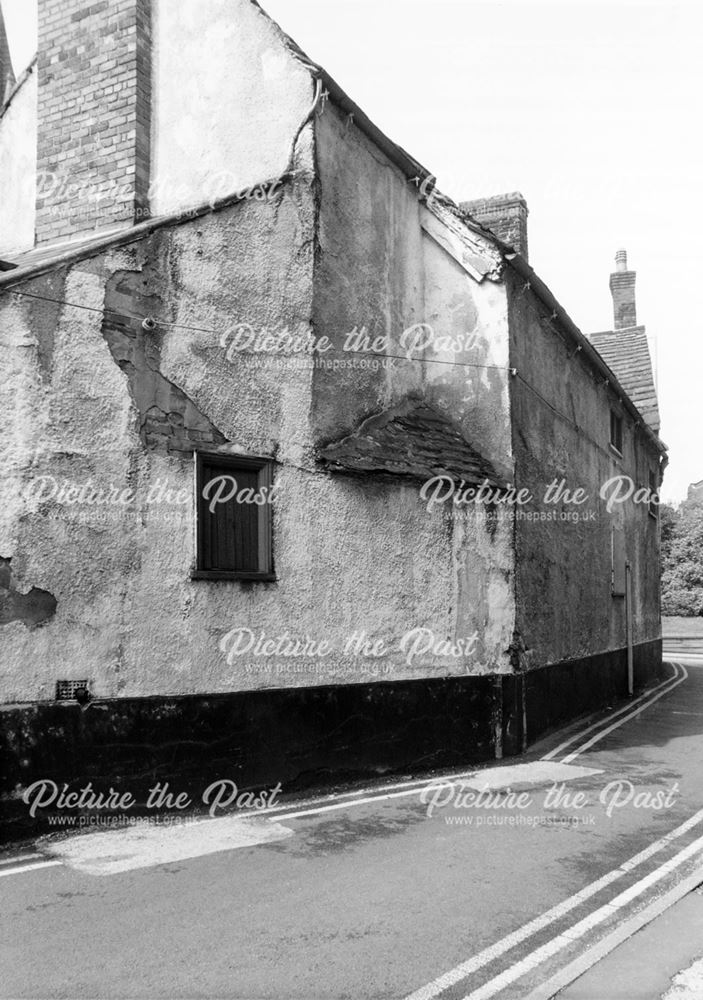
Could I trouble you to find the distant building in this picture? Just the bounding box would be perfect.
[0,0,668,822]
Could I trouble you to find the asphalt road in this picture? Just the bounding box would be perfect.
[3,656,703,1000]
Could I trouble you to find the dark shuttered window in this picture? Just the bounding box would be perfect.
[193,453,274,580]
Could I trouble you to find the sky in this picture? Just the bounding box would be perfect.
[3,0,701,502]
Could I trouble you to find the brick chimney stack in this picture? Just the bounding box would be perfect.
[36,0,152,244]
[0,5,16,106]
[609,249,637,329]
[460,192,529,261]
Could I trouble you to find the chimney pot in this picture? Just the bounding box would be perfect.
[615,249,628,272]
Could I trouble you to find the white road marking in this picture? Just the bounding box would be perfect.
[271,665,686,824]
[50,815,294,875]
[7,662,686,884]
[0,853,44,866]
[0,860,62,878]
[541,663,680,761]
[402,805,703,1000]
[263,769,486,817]
[461,828,703,1000]
[269,762,602,822]
[562,664,688,764]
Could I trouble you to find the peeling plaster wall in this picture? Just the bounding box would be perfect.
[420,226,512,479]
[311,102,425,435]
[312,103,516,675]
[1,151,512,703]
[150,0,314,215]
[507,269,662,668]
[0,556,57,628]
[0,68,37,255]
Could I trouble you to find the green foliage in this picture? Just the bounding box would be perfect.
[661,492,703,617]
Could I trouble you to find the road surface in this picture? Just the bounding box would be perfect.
[3,655,703,999]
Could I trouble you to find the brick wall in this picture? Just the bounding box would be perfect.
[36,0,151,244]
[461,192,529,261]
[609,270,637,329]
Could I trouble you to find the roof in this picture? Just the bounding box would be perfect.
[318,398,505,486]
[0,179,295,286]
[0,54,35,123]
[0,6,15,107]
[0,226,130,272]
[588,326,660,432]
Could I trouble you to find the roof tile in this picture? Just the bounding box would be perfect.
[588,325,660,432]
[318,399,505,487]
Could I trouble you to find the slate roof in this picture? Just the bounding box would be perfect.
[588,325,660,432]
[0,226,131,272]
[318,399,505,486]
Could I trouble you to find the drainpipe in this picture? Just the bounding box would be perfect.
[493,677,503,760]
[625,561,634,697]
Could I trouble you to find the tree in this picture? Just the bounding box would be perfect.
[661,493,703,616]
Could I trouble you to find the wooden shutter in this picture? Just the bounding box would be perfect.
[195,454,274,578]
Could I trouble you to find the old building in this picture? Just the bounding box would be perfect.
[0,0,667,826]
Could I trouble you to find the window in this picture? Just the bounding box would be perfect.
[193,453,274,580]
[649,469,659,519]
[610,410,623,454]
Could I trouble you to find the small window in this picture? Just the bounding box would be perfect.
[649,469,659,519]
[610,410,623,454]
[193,453,274,580]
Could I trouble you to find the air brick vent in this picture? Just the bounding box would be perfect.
[55,679,90,702]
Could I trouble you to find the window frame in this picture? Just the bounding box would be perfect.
[192,451,275,582]
[609,409,624,456]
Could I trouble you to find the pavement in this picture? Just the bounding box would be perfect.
[2,652,703,999]
[557,885,703,999]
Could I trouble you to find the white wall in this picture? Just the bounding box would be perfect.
[0,66,36,255]
[150,0,314,215]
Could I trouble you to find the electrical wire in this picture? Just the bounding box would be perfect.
[7,288,513,373]
[5,286,657,460]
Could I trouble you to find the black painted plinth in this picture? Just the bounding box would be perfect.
[0,639,663,841]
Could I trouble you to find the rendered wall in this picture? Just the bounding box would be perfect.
[312,102,516,675]
[1,151,514,703]
[150,0,314,215]
[507,269,662,669]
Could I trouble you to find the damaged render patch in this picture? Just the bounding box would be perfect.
[101,268,227,454]
[0,557,57,628]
